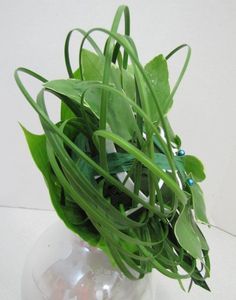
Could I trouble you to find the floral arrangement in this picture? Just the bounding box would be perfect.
[15,5,210,291]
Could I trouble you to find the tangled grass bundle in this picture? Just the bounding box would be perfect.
[15,5,210,292]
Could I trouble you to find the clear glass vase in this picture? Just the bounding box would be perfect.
[21,221,154,300]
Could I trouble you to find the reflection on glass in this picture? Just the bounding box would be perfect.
[22,221,154,300]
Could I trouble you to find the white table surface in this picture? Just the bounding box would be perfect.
[0,206,235,300]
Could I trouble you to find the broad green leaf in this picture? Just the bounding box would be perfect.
[80,49,104,81]
[121,66,135,101]
[21,125,48,173]
[78,49,134,96]
[62,50,100,122]
[182,155,206,182]
[45,79,137,140]
[190,183,209,224]
[21,125,100,246]
[174,205,203,260]
[61,102,75,121]
[144,54,172,123]
[191,220,209,251]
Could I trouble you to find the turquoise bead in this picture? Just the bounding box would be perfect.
[177,149,185,156]
[187,178,194,186]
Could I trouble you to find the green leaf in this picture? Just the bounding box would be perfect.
[79,49,134,97]
[192,274,211,292]
[121,66,135,101]
[190,183,209,224]
[191,220,209,251]
[20,124,51,176]
[63,199,87,226]
[105,152,184,174]
[174,204,203,260]
[182,155,206,182]
[45,79,137,140]
[144,54,171,123]
[80,49,105,81]
[20,125,100,246]
[61,102,75,121]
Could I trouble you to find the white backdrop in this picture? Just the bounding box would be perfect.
[1,0,236,233]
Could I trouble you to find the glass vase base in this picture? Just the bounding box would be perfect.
[21,221,155,300]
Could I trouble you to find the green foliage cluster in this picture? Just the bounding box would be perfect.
[15,5,210,291]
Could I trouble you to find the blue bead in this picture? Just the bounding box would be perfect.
[177,149,185,156]
[187,178,194,186]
